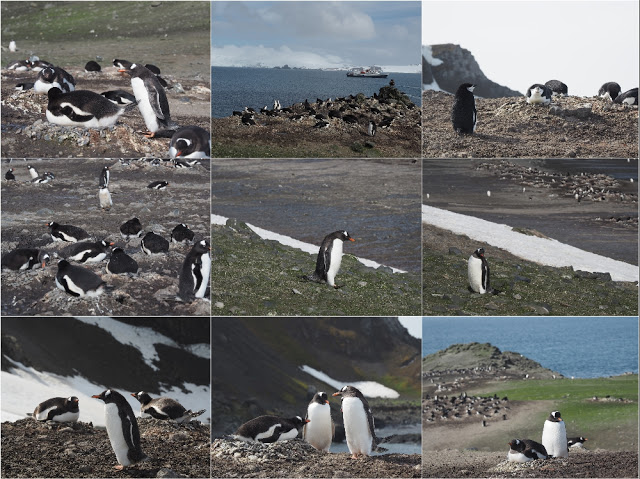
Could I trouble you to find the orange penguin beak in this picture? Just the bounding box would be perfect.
[91,394,100,399]
[332,392,341,397]
[130,393,137,398]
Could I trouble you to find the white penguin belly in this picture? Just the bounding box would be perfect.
[303,403,332,452]
[326,239,343,287]
[528,89,549,105]
[277,426,299,441]
[131,77,161,132]
[507,451,532,463]
[542,421,567,458]
[195,252,211,298]
[51,410,79,422]
[104,403,133,466]
[342,397,373,455]
[99,188,113,208]
[468,255,486,294]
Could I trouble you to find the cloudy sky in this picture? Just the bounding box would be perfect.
[212,1,422,69]
[423,1,639,97]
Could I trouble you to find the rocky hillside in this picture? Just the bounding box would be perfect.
[211,317,421,437]
[1,418,209,478]
[422,44,521,97]
[423,342,560,379]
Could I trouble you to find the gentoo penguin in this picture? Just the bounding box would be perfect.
[178,239,211,302]
[84,60,101,72]
[302,392,334,452]
[613,88,638,106]
[451,83,477,134]
[7,59,30,71]
[545,80,568,96]
[101,90,137,106]
[234,415,309,443]
[542,411,568,458]
[63,239,113,263]
[33,396,79,422]
[113,58,133,70]
[27,164,39,179]
[141,232,169,254]
[147,180,169,190]
[598,82,621,101]
[34,66,75,94]
[171,223,195,243]
[92,389,147,469]
[99,186,112,210]
[100,166,110,188]
[526,84,552,105]
[468,247,492,294]
[567,436,587,448]
[106,247,139,274]
[30,59,54,71]
[55,260,106,297]
[332,386,378,458]
[130,392,205,423]
[507,438,549,462]
[5,168,15,180]
[46,87,129,128]
[168,126,211,159]
[120,63,176,137]
[303,230,355,288]
[47,221,90,243]
[120,218,143,239]
[2,248,50,271]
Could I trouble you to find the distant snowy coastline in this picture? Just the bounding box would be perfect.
[422,205,639,283]
[300,365,400,398]
[212,214,406,273]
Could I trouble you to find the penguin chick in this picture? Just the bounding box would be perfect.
[130,392,205,423]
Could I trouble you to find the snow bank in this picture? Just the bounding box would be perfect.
[300,365,399,398]
[212,214,406,273]
[422,205,639,282]
[422,45,443,67]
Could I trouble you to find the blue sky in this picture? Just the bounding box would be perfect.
[212,1,422,69]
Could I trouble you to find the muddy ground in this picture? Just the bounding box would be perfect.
[1,158,210,316]
[422,90,639,158]
[211,437,421,478]
[0,418,210,478]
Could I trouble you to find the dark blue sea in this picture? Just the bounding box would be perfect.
[211,67,421,118]
[422,317,639,379]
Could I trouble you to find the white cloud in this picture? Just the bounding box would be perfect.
[212,44,347,69]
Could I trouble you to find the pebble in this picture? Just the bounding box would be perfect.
[214,301,224,309]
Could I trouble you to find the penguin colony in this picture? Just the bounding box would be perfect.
[1,161,210,303]
[30,390,205,469]
[234,386,379,458]
[232,81,417,137]
[3,57,210,158]
[451,79,638,133]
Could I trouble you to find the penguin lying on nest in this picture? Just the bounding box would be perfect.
[131,392,205,423]
[507,438,549,462]
[234,415,309,443]
[29,396,79,422]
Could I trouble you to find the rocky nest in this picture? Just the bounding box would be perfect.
[211,437,421,478]
[0,418,210,478]
[422,90,639,158]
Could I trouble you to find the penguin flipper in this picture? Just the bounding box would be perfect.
[147,82,169,120]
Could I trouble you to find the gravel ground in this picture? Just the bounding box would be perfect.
[422,90,639,158]
[0,418,210,478]
[1,158,210,316]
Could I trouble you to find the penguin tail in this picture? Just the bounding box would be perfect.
[302,272,323,283]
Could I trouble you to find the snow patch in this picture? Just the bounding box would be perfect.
[379,64,421,74]
[75,317,210,371]
[422,79,443,92]
[422,205,639,282]
[212,214,406,273]
[422,45,443,66]
[300,365,400,398]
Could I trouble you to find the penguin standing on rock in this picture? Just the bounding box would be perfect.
[2,248,50,271]
[451,83,477,134]
[303,392,334,452]
[507,438,549,462]
[178,239,210,302]
[99,186,113,210]
[234,415,309,443]
[303,230,355,288]
[100,166,110,188]
[542,411,568,458]
[130,392,206,423]
[32,396,79,422]
[120,63,177,137]
[468,248,493,294]
[5,168,15,180]
[332,386,378,458]
[92,389,147,469]
[56,260,107,297]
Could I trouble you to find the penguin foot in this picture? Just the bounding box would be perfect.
[114,465,124,470]
[333,284,344,289]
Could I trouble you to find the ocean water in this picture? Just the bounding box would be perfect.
[422,317,639,379]
[212,67,422,118]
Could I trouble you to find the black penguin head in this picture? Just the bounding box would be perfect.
[509,439,525,452]
[46,221,58,229]
[473,248,485,258]
[39,251,50,268]
[112,247,125,255]
[57,259,70,269]
[47,86,63,101]
[66,396,79,405]
[311,392,329,405]
[40,67,56,82]
[174,138,192,156]
[332,385,361,398]
[338,231,355,242]
[548,410,563,422]
[92,389,119,403]
[130,391,153,405]
[100,240,115,249]
[289,415,310,427]
[192,239,210,253]
[457,83,475,94]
